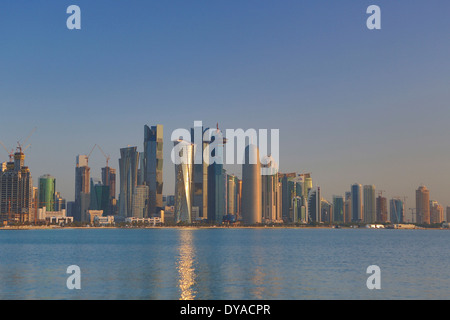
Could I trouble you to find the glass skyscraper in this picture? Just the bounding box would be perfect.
[333,195,344,222]
[39,174,56,212]
[351,183,363,222]
[174,140,194,224]
[390,198,405,223]
[144,124,164,217]
[119,146,140,218]
[363,185,376,223]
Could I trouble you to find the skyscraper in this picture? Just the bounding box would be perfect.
[0,151,34,222]
[376,195,388,222]
[446,206,450,223]
[119,146,140,218]
[191,125,209,220]
[333,195,344,222]
[351,183,363,222]
[363,185,376,223]
[90,178,110,214]
[101,166,116,215]
[416,185,430,224]
[227,174,236,216]
[74,155,90,222]
[144,124,164,217]
[38,174,56,212]
[261,155,280,223]
[132,185,149,219]
[307,187,321,223]
[429,200,443,224]
[241,143,261,225]
[280,172,296,222]
[174,140,194,224]
[390,198,404,223]
[207,126,227,224]
[344,192,352,223]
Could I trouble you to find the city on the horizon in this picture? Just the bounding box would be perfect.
[0,122,448,227]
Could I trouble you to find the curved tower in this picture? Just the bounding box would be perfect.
[174,140,194,224]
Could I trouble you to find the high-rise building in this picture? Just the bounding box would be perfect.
[321,198,332,223]
[307,187,321,222]
[429,200,444,224]
[0,151,34,222]
[54,191,66,212]
[207,127,227,224]
[227,174,237,216]
[38,174,56,212]
[344,192,352,223]
[74,155,90,222]
[261,155,280,223]
[90,178,110,214]
[333,195,344,222]
[376,195,388,222]
[416,185,430,224]
[174,140,194,224]
[363,185,376,223]
[351,183,363,222]
[132,185,149,219]
[144,124,164,217]
[119,146,140,218]
[280,172,296,222]
[446,206,450,223]
[241,144,261,225]
[191,125,209,220]
[101,166,116,215]
[389,198,405,223]
[279,172,309,223]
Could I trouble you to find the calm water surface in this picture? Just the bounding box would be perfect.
[0,228,448,300]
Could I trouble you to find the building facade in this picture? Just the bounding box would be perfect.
[144,124,164,217]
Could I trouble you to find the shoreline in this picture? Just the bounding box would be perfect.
[0,225,447,231]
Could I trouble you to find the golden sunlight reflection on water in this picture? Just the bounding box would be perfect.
[176,230,196,300]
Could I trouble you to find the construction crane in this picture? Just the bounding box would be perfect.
[86,144,97,166]
[16,127,36,153]
[96,144,110,168]
[0,141,14,162]
[378,190,386,197]
[408,208,416,223]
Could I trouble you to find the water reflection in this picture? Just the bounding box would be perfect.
[176,230,196,300]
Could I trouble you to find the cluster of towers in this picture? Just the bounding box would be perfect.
[1,125,449,226]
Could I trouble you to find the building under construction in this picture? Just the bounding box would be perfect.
[0,151,34,223]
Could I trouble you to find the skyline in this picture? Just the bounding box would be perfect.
[1,1,450,210]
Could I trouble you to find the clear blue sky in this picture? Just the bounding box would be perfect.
[0,1,449,218]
